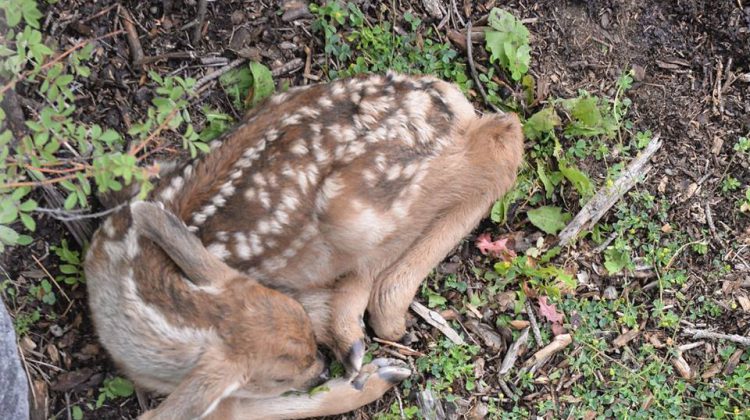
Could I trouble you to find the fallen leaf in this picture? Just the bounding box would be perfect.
[51,368,94,392]
[724,349,744,375]
[475,233,516,261]
[538,296,564,324]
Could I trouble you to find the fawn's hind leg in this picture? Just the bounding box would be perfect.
[367,197,495,341]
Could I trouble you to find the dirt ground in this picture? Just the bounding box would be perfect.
[3,0,749,419]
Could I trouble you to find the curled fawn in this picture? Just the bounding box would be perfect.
[85,72,523,419]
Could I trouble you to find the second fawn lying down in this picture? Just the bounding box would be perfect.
[85,72,523,418]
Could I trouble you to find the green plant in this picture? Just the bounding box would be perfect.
[733,136,749,154]
[721,176,740,193]
[527,205,571,235]
[484,8,531,81]
[96,376,134,408]
[416,339,479,395]
[741,187,750,213]
[220,61,275,110]
[29,278,55,305]
[13,309,40,336]
[51,239,84,285]
[310,1,470,87]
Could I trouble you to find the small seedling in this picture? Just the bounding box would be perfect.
[96,376,134,408]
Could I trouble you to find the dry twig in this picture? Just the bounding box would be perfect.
[682,328,750,347]
[192,0,208,44]
[194,58,247,90]
[119,8,144,67]
[525,301,544,348]
[465,22,502,114]
[558,134,663,246]
[499,327,529,376]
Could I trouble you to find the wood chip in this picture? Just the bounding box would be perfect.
[701,362,723,379]
[499,327,529,376]
[29,380,48,420]
[465,320,504,352]
[421,0,444,19]
[417,388,447,420]
[522,333,572,370]
[613,327,640,348]
[509,320,530,330]
[671,352,692,379]
[737,295,750,312]
[410,301,465,345]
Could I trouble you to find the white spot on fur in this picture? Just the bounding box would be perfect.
[281,114,302,127]
[159,176,184,202]
[249,233,263,256]
[262,256,288,272]
[331,83,346,97]
[244,188,256,201]
[386,164,403,181]
[257,219,270,235]
[193,212,207,225]
[234,232,251,259]
[206,243,230,260]
[102,217,115,237]
[318,97,333,108]
[290,139,309,156]
[220,181,235,197]
[270,92,289,105]
[258,190,271,209]
[297,106,320,118]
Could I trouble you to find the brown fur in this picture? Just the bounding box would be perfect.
[85,72,523,418]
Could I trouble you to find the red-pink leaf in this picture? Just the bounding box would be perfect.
[538,296,564,324]
[475,233,516,261]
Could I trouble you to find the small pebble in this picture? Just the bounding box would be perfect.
[603,286,618,300]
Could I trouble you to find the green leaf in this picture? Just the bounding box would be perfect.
[19,199,37,212]
[527,206,571,235]
[604,247,630,274]
[536,160,554,199]
[60,264,79,274]
[248,61,275,107]
[107,377,134,397]
[64,192,78,210]
[427,292,447,308]
[0,225,20,245]
[16,235,33,246]
[20,213,36,231]
[0,206,18,224]
[484,8,531,81]
[219,67,253,110]
[72,406,83,420]
[558,160,594,199]
[523,107,560,141]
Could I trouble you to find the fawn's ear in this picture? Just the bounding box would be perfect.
[130,201,240,287]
